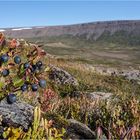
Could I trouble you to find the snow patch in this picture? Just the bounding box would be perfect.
[12,27,32,31]
[0,29,6,32]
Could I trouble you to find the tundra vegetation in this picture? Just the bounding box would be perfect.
[0,32,140,139]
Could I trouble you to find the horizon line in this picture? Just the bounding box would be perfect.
[1,19,140,29]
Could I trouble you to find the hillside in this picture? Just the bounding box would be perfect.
[2,20,140,42]
[1,20,140,68]
[0,33,140,139]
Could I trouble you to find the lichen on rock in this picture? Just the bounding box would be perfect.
[49,65,79,86]
[0,98,34,131]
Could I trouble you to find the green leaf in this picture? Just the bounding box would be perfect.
[26,76,30,82]
[62,128,66,134]
[0,82,4,90]
[48,137,55,140]
[13,77,24,87]
[0,77,5,90]
[18,64,25,76]
[44,66,50,72]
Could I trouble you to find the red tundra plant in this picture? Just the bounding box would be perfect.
[40,88,57,112]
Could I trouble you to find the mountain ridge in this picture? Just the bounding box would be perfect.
[2,20,140,42]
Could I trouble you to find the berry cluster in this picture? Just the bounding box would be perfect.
[0,34,47,104]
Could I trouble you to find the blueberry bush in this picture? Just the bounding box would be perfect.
[0,32,47,100]
[0,33,65,139]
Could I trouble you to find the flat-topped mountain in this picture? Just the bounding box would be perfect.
[1,20,140,44]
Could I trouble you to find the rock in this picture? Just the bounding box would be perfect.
[86,92,113,100]
[66,119,96,139]
[0,98,34,131]
[92,66,140,83]
[49,65,79,86]
[69,91,113,100]
[69,91,83,98]
[121,70,140,82]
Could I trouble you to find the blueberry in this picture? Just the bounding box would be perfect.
[2,69,9,77]
[39,79,47,88]
[24,62,30,69]
[21,84,28,92]
[31,84,38,92]
[36,61,43,69]
[7,93,17,104]
[14,56,21,64]
[30,64,38,72]
[0,54,8,63]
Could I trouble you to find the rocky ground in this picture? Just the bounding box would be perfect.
[78,63,140,83]
[0,33,140,139]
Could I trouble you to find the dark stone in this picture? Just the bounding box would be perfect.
[0,98,34,131]
[65,119,96,139]
[49,65,79,86]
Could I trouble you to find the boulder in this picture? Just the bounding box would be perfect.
[65,119,96,139]
[0,98,34,131]
[49,65,79,86]
[86,92,113,100]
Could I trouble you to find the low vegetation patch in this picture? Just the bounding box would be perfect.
[0,32,140,139]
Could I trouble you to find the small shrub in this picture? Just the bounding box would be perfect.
[23,107,65,140]
[2,107,65,140]
[40,88,57,112]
